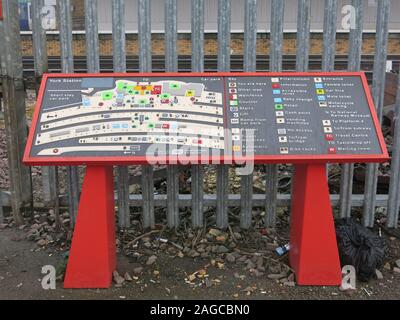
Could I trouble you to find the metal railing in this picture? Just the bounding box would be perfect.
[0,0,399,229]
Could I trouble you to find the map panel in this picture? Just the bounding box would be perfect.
[31,76,225,158]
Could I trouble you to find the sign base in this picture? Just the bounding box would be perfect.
[64,165,116,288]
[289,164,342,286]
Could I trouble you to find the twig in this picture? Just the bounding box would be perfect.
[228,225,237,243]
[125,229,163,247]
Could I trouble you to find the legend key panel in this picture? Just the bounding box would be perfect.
[225,75,382,156]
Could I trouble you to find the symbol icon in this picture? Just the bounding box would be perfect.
[229,82,237,87]
[229,88,237,93]
[323,127,333,133]
[328,147,336,154]
[232,135,240,141]
[271,78,279,83]
[280,147,289,154]
[325,134,334,141]
[277,128,286,135]
[274,98,283,103]
[275,104,283,110]
[230,94,238,100]
[276,111,284,117]
[314,77,322,83]
[233,145,241,152]
[273,89,281,94]
[276,118,285,124]
[319,101,328,107]
[317,95,326,101]
[278,136,287,143]
[322,120,331,126]
[230,107,238,112]
[272,83,280,88]
[185,90,195,97]
[231,119,239,124]
[232,128,240,134]
[315,83,324,89]
[316,89,325,95]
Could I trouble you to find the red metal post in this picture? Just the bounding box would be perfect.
[289,164,342,286]
[63,165,116,288]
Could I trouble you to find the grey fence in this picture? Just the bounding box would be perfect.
[0,0,399,229]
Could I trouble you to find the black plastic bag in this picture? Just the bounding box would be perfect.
[335,218,386,282]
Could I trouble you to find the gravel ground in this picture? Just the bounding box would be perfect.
[0,209,400,300]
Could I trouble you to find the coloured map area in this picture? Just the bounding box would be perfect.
[32,76,225,157]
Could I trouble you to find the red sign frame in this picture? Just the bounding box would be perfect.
[23,72,389,166]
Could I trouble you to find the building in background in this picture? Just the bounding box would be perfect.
[18,0,400,33]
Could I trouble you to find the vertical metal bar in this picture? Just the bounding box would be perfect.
[191,0,205,228]
[264,0,284,228]
[0,193,3,223]
[165,0,177,72]
[32,0,59,223]
[296,0,310,72]
[112,0,129,229]
[85,0,100,73]
[138,0,152,71]
[240,0,256,229]
[165,0,179,228]
[138,0,154,229]
[191,0,204,72]
[32,0,48,75]
[1,0,32,224]
[321,0,337,72]
[387,74,400,228]
[339,0,363,219]
[216,0,230,229]
[363,0,390,227]
[58,0,79,224]
[112,0,126,72]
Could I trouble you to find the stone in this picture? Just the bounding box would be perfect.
[188,249,200,257]
[133,266,143,274]
[216,245,229,254]
[208,228,221,237]
[267,273,286,280]
[124,272,133,281]
[283,281,296,287]
[216,235,227,242]
[395,259,400,268]
[393,267,400,274]
[31,224,40,230]
[143,242,151,248]
[233,232,242,240]
[226,253,236,263]
[37,239,47,246]
[287,273,295,282]
[375,269,383,280]
[146,255,157,265]
[249,268,264,277]
[245,259,256,270]
[384,262,391,270]
[113,271,125,285]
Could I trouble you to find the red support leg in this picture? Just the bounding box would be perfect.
[289,164,341,286]
[64,166,116,288]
